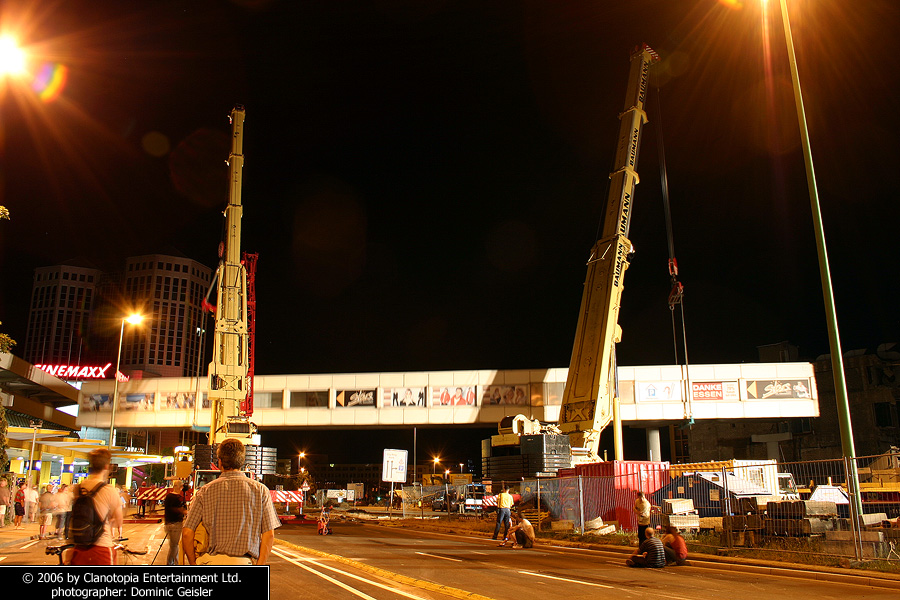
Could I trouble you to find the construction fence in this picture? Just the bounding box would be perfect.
[400,452,900,563]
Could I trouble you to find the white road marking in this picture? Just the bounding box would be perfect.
[20,540,40,549]
[415,551,462,562]
[470,551,489,555]
[0,556,6,562]
[273,548,430,600]
[520,570,614,588]
[273,550,378,600]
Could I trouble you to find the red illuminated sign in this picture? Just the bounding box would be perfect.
[35,363,113,379]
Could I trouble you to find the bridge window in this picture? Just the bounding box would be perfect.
[290,390,328,407]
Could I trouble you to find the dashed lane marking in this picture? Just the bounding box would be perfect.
[415,552,463,562]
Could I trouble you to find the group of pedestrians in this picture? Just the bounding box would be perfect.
[58,439,279,566]
[1,480,72,536]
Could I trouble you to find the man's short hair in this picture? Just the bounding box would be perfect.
[217,439,246,470]
[88,448,112,474]
[645,527,655,538]
[172,480,184,489]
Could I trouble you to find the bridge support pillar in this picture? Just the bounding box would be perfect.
[646,428,661,462]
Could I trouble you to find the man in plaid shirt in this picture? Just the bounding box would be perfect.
[182,439,280,565]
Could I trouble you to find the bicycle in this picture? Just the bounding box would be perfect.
[45,538,148,565]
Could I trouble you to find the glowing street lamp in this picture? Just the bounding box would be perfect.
[432,457,440,474]
[459,463,464,474]
[0,35,26,78]
[108,314,144,447]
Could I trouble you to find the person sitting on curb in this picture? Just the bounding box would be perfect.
[626,527,666,568]
[500,512,535,549]
[661,525,689,566]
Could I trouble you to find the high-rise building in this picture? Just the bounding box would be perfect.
[121,254,213,378]
[24,260,102,366]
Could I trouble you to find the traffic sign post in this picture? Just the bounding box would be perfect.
[383,449,408,520]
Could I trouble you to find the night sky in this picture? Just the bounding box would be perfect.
[1,2,899,463]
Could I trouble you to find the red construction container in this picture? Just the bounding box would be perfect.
[573,461,670,532]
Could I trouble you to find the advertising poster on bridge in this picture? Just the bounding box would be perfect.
[336,389,375,407]
[384,387,425,407]
[82,393,112,411]
[432,386,476,406]
[637,382,683,402]
[691,381,740,401]
[481,384,529,405]
[746,379,811,400]
[121,392,154,411]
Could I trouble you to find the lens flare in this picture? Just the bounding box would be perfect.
[0,35,26,76]
[717,0,744,9]
[30,62,68,103]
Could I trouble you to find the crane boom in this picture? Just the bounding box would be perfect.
[208,105,256,445]
[559,45,659,463]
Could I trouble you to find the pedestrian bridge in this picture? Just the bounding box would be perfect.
[73,362,818,433]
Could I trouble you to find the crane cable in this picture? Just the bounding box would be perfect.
[653,83,693,425]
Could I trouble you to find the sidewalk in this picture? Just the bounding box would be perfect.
[1,506,162,550]
[0,519,48,549]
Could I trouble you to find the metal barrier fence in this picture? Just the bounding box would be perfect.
[400,453,899,563]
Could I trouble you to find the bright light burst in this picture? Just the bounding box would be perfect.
[0,35,26,76]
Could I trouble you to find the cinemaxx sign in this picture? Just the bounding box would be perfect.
[35,363,113,379]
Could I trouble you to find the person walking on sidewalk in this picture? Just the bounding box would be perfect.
[13,482,27,529]
[163,480,187,565]
[25,483,39,524]
[54,484,73,539]
[0,478,11,527]
[38,485,58,539]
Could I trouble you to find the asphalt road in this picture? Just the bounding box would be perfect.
[2,520,898,599]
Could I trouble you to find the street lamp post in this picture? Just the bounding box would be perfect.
[432,457,440,474]
[26,419,42,488]
[774,0,860,514]
[109,314,143,447]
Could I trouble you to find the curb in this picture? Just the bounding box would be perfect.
[275,539,497,600]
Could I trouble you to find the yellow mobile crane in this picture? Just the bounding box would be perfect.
[485,46,659,478]
[206,105,258,446]
[559,45,659,464]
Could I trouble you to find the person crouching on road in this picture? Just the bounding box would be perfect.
[501,512,535,549]
[626,528,666,568]
[662,525,689,566]
[182,438,281,565]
